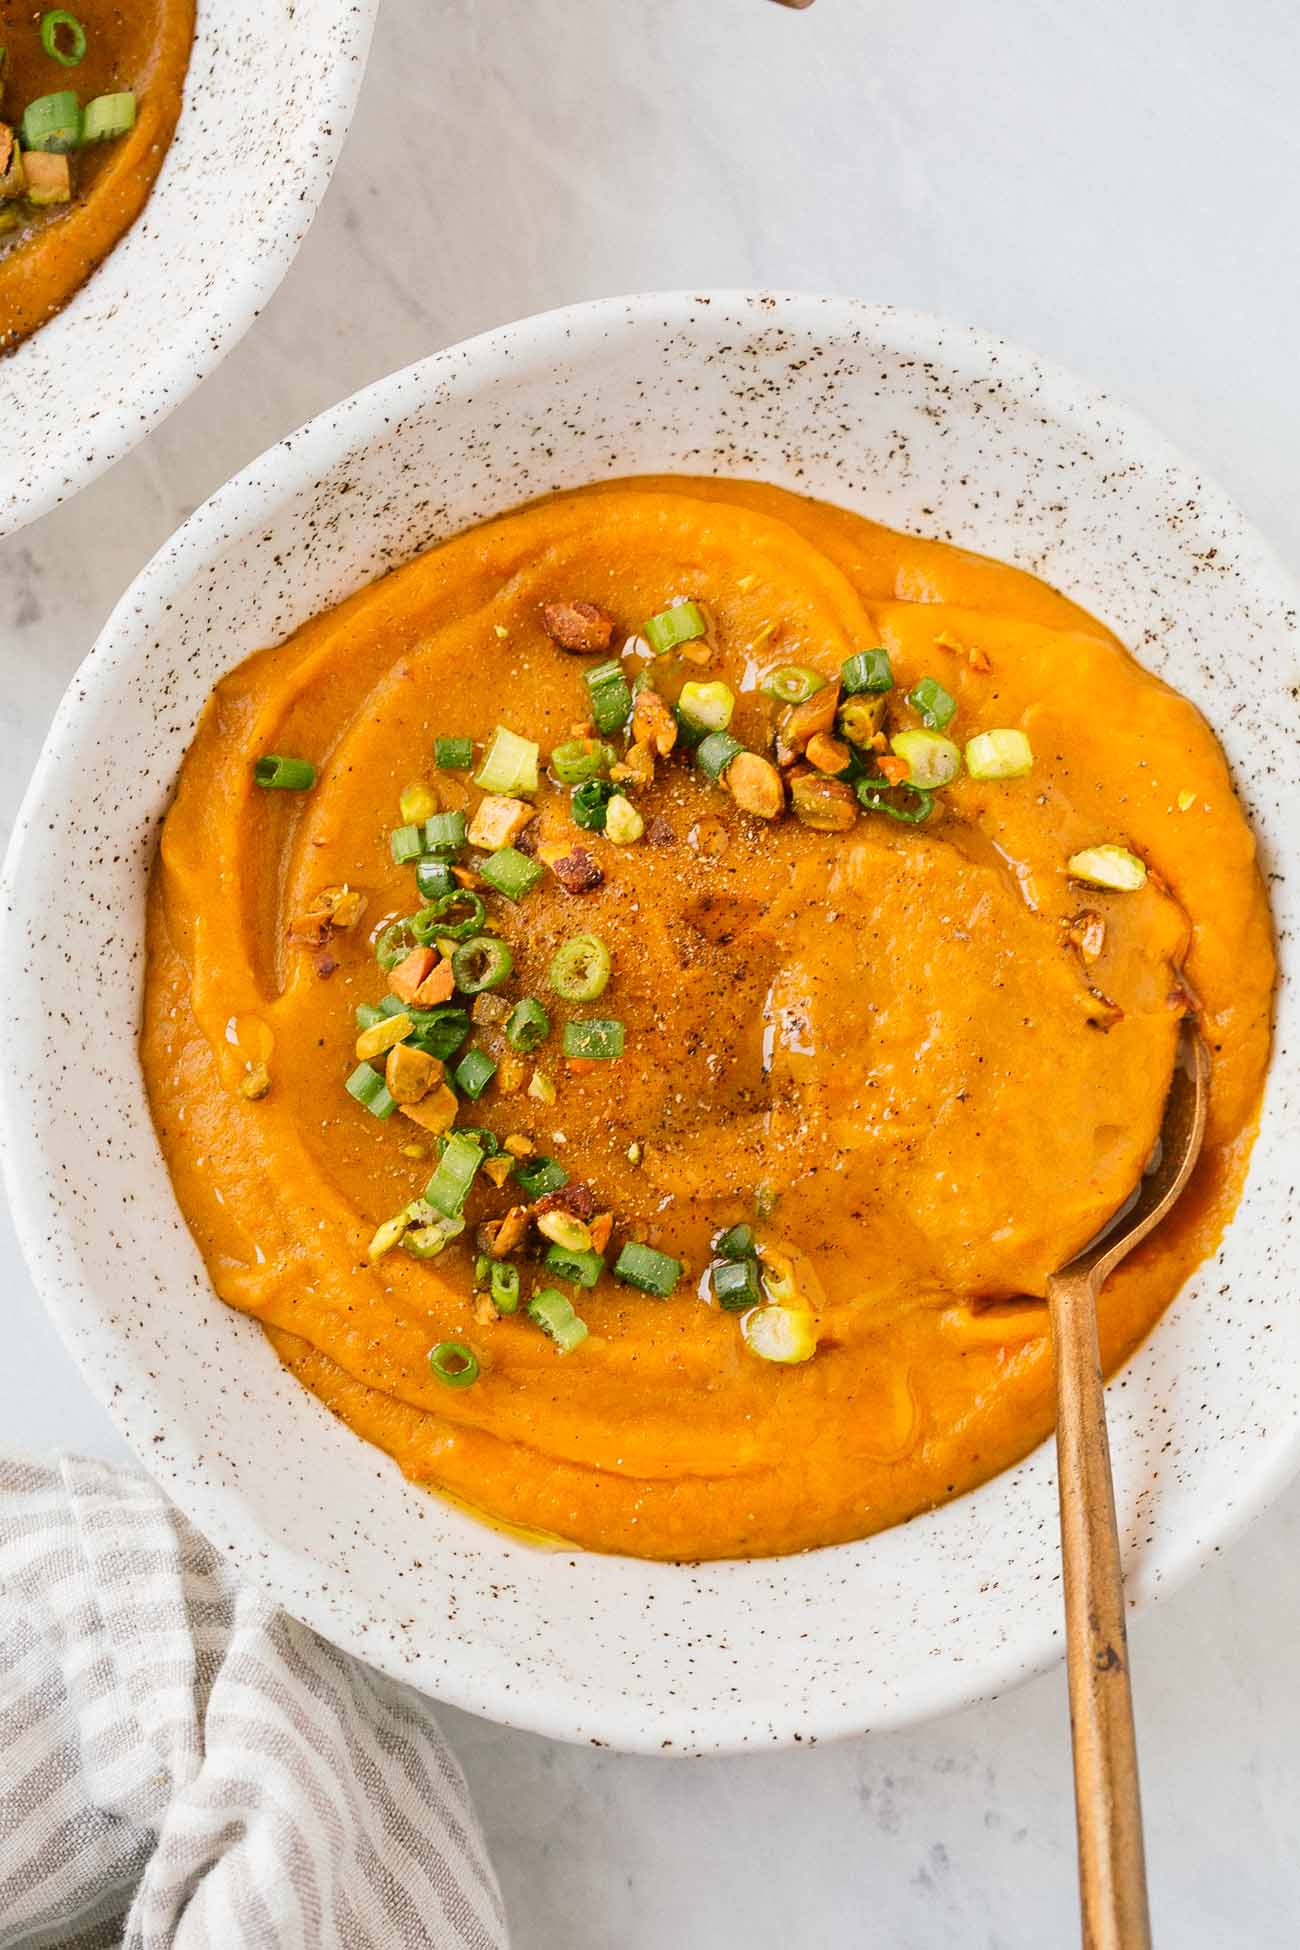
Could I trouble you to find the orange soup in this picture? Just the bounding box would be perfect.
[142,480,1274,1560]
[1,0,193,351]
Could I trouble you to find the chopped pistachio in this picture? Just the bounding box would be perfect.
[368,1212,410,1260]
[400,782,438,824]
[537,1210,593,1252]
[604,794,644,845]
[356,1012,413,1062]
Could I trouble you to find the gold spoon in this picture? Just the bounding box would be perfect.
[1047,1018,1210,1950]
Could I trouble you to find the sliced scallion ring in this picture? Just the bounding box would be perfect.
[81,90,136,141]
[856,778,933,825]
[428,1341,480,1388]
[548,934,611,1001]
[40,11,87,65]
[760,665,824,705]
[451,934,514,993]
[253,753,316,790]
[427,890,487,940]
[890,728,962,789]
[965,728,1034,780]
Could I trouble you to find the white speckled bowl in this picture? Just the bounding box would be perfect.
[0,0,379,538]
[3,295,1297,1754]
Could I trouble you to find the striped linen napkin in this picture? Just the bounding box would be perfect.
[0,1454,509,1949]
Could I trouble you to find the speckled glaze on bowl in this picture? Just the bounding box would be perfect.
[0,0,379,539]
[2,294,1296,1755]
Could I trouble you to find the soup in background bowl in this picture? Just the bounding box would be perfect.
[2,296,1295,1751]
[0,0,194,352]
[0,0,378,537]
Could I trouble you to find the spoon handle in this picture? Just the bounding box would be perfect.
[1047,1265,1153,1950]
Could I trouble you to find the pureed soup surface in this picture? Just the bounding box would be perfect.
[142,479,1274,1561]
[1,0,193,351]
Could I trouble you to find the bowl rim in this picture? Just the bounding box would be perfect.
[3,290,1296,1753]
[0,0,381,538]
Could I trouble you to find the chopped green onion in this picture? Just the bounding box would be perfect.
[345,1063,398,1120]
[571,779,615,830]
[678,680,735,733]
[760,666,824,706]
[81,90,135,142]
[454,1048,497,1099]
[375,918,417,969]
[415,857,458,901]
[428,1341,480,1388]
[965,728,1034,781]
[474,725,539,796]
[449,1125,500,1156]
[563,1018,623,1060]
[1066,844,1148,892]
[406,1006,470,1060]
[741,1305,817,1363]
[856,779,933,825]
[506,997,550,1051]
[644,601,708,656]
[253,753,316,791]
[355,1002,385,1033]
[548,934,611,1002]
[716,1223,756,1260]
[527,1287,589,1353]
[480,846,543,902]
[613,1240,682,1298]
[434,736,474,770]
[513,1155,569,1197]
[890,729,962,789]
[695,731,745,782]
[585,661,633,734]
[409,906,446,946]
[390,823,424,865]
[420,891,482,940]
[841,648,894,694]
[713,1257,762,1312]
[22,89,81,151]
[908,676,957,730]
[424,1132,485,1217]
[423,810,467,859]
[550,737,613,786]
[404,1218,461,1261]
[489,1262,521,1314]
[544,1243,605,1289]
[40,11,86,64]
[451,935,514,994]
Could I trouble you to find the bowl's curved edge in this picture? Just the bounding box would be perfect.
[3,290,1297,1754]
[0,0,382,539]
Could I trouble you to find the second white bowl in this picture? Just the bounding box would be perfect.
[0,0,379,537]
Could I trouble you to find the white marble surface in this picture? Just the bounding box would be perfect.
[3,0,1299,1942]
